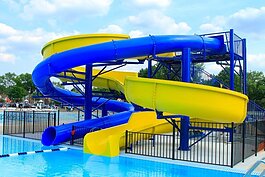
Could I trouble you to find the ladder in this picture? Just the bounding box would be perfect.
[244,158,265,177]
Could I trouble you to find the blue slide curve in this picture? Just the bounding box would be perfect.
[32,35,225,146]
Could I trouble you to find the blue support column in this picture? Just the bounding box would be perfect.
[102,105,108,117]
[182,48,191,82]
[179,116,190,150]
[84,64,92,120]
[180,48,191,150]
[148,59,152,78]
[229,29,235,90]
[242,39,247,94]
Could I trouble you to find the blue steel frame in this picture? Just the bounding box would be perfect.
[148,29,246,150]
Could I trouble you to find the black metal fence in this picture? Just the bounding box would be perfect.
[125,121,234,167]
[2,111,57,140]
[125,101,265,167]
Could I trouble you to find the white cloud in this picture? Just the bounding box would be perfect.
[228,7,265,38]
[129,30,145,38]
[0,53,16,63]
[199,23,223,34]
[98,25,124,34]
[128,10,191,34]
[132,0,171,8]
[200,7,265,39]
[204,63,222,75]
[0,23,17,36]
[20,0,113,20]
[0,22,77,63]
[248,54,265,72]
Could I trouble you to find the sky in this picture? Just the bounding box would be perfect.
[0,0,265,76]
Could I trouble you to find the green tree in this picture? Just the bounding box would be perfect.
[247,71,265,106]
[139,62,181,81]
[215,67,241,91]
[6,85,27,102]
[0,72,17,95]
[15,73,36,94]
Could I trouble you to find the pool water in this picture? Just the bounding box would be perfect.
[0,136,247,177]
[0,135,59,155]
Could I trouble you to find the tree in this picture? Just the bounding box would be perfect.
[6,85,27,102]
[0,72,17,95]
[139,62,181,81]
[215,67,241,91]
[247,71,265,106]
[15,73,36,94]
[138,62,204,82]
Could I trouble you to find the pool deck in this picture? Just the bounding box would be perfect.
[233,150,265,173]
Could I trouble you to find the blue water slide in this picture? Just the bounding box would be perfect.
[32,35,225,146]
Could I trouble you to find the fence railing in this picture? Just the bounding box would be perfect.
[125,119,265,167]
[125,121,234,167]
[3,111,57,140]
[246,100,265,122]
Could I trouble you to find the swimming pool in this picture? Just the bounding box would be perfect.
[0,135,249,177]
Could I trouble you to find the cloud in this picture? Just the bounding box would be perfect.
[0,23,17,36]
[248,54,265,73]
[20,0,113,20]
[0,22,77,63]
[98,25,124,34]
[131,0,171,8]
[200,7,265,39]
[127,10,191,34]
[0,52,16,63]
[228,7,265,37]
[129,30,145,38]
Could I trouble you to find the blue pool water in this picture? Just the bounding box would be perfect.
[0,136,246,177]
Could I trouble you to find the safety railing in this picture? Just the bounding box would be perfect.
[125,121,234,167]
[3,110,57,140]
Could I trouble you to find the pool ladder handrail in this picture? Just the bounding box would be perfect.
[244,158,265,177]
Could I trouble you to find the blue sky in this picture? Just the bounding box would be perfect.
[0,0,265,75]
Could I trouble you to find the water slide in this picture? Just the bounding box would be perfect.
[32,34,248,156]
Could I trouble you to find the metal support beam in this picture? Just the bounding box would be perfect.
[148,59,152,78]
[102,105,108,117]
[242,39,247,94]
[179,116,190,150]
[182,48,191,82]
[229,29,235,90]
[84,64,92,120]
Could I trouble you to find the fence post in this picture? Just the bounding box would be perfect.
[70,125,75,145]
[48,112,50,127]
[3,110,6,134]
[172,119,176,160]
[125,130,128,153]
[78,110,80,121]
[32,110,35,134]
[57,109,60,126]
[255,120,258,156]
[231,122,234,168]
[54,112,56,126]
[242,120,245,162]
[23,111,26,138]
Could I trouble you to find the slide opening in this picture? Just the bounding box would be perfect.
[42,127,56,146]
